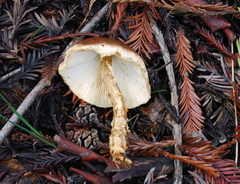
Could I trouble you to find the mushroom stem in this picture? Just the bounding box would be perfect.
[101,56,132,167]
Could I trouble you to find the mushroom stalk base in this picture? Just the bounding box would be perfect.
[101,56,132,167]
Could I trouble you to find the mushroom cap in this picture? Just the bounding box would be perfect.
[59,37,151,109]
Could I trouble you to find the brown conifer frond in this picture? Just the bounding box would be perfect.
[125,3,157,59]
[181,137,240,183]
[128,132,176,156]
[211,159,240,183]
[112,0,237,15]
[175,1,236,15]
[21,32,98,50]
[179,76,205,133]
[128,135,238,178]
[160,150,220,177]
[127,132,236,178]
[41,51,59,79]
[181,137,234,162]
[228,82,240,113]
[193,23,233,57]
[176,28,205,134]
[110,2,129,36]
[234,125,240,142]
[176,28,195,75]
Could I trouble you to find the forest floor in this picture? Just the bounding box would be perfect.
[0,0,240,184]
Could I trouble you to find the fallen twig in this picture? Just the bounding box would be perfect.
[0,68,21,82]
[150,21,182,184]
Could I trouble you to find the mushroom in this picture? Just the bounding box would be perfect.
[58,37,151,167]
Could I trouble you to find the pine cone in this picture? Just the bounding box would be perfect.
[65,105,102,150]
[74,105,99,127]
[67,128,101,150]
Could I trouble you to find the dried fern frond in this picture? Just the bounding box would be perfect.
[176,28,204,134]
[125,3,158,59]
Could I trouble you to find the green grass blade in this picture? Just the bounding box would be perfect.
[0,114,57,148]
[0,94,42,137]
[151,90,166,94]
[31,24,44,39]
